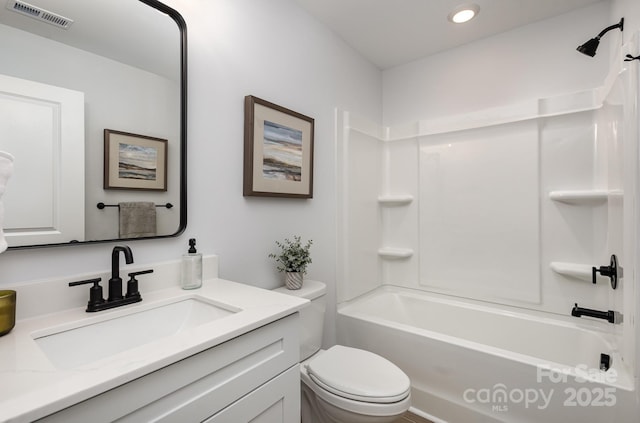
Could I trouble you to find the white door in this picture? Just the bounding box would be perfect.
[0,74,85,246]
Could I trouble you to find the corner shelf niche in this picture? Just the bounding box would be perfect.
[377,195,413,206]
[548,190,615,205]
[378,248,413,259]
[549,190,620,282]
[549,262,592,282]
[378,195,413,262]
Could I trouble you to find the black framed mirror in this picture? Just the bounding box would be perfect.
[0,0,186,248]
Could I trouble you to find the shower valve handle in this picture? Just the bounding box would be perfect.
[591,254,618,289]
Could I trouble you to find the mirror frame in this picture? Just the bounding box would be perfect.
[9,0,187,250]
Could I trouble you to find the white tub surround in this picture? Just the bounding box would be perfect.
[0,255,308,422]
[336,33,640,421]
[337,56,631,311]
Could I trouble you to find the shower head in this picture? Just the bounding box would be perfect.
[577,38,600,57]
[577,18,624,57]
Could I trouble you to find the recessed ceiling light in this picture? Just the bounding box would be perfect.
[448,4,480,24]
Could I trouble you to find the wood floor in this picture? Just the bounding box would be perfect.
[393,411,434,423]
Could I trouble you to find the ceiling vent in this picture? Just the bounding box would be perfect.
[6,0,74,29]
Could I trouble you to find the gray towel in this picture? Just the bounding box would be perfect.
[119,202,156,238]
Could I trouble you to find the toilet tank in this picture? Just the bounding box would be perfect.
[273,280,326,360]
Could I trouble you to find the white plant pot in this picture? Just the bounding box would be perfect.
[285,272,303,290]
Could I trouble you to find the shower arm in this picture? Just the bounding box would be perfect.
[595,18,624,40]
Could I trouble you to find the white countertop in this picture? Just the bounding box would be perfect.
[0,277,308,422]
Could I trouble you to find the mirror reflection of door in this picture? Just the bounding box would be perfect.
[0,74,85,245]
[0,0,184,247]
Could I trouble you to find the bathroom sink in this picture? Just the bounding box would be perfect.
[33,297,239,369]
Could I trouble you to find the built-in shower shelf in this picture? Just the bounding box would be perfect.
[378,248,414,259]
[550,262,592,282]
[548,190,614,205]
[377,195,414,206]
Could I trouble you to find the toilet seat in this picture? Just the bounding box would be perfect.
[305,345,411,404]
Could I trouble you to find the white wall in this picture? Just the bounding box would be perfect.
[382,1,614,126]
[612,0,640,45]
[0,0,382,348]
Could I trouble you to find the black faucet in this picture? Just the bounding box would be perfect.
[109,245,134,301]
[69,245,153,312]
[571,303,619,324]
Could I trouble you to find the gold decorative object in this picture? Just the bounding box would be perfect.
[0,290,16,336]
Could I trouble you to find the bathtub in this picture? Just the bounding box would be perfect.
[336,286,636,423]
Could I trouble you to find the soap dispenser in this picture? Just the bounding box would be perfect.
[181,238,202,289]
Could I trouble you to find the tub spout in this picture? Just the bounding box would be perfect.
[571,303,620,324]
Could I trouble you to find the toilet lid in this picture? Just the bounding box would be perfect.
[305,345,410,403]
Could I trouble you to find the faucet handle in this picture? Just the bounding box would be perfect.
[592,254,619,289]
[69,278,105,311]
[128,269,154,278]
[69,277,102,287]
[126,269,153,299]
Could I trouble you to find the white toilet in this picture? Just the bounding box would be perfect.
[274,280,411,423]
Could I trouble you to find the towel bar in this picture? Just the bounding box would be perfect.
[97,202,173,209]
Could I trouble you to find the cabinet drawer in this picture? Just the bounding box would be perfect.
[39,313,300,423]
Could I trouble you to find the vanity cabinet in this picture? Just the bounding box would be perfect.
[38,313,300,423]
[204,366,299,422]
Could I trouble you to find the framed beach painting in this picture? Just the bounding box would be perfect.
[243,95,314,198]
[104,129,167,191]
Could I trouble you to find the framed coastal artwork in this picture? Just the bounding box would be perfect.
[104,129,167,191]
[243,95,314,198]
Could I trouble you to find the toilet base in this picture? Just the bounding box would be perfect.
[301,381,406,423]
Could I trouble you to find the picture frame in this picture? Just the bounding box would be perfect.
[243,95,314,198]
[104,129,168,191]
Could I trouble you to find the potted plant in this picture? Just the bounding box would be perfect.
[269,235,313,289]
